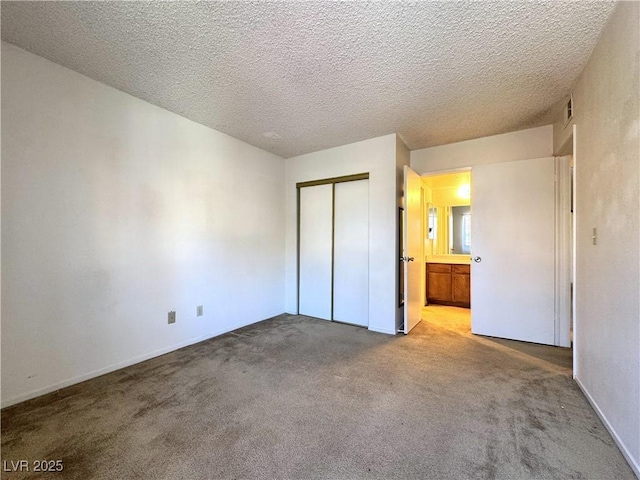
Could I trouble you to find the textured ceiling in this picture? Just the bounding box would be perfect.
[1,1,616,158]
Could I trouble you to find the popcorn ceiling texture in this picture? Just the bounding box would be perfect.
[1,1,616,158]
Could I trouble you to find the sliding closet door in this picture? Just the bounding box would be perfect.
[299,184,333,320]
[333,180,369,326]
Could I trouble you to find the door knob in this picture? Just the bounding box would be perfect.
[473,256,482,263]
[407,257,414,262]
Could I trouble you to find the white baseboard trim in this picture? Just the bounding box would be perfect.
[575,376,640,478]
[1,312,285,409]
[368,325,397,335]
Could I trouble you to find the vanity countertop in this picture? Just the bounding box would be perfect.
[426,255,471,265]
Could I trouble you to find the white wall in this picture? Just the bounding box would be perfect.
[285,134,398,334]
[411,125,553,175]
[553,2,640,475]
[1,43,286,407]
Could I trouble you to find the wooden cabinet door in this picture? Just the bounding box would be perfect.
[452,273,470,307]
[428,272,452,302]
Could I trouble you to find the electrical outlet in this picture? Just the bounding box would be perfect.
[168,311,176,324]
[197,305,204,317]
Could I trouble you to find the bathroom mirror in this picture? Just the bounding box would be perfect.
[426,203,471,256]
[423,171,471,258]
[450,206,471,255]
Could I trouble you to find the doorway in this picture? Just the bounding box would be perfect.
[423,170,472,310]
[421,170,473,332]
[556,123,577,377]
[414,159,572,347]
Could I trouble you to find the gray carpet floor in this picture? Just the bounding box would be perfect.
[1,306,635,480]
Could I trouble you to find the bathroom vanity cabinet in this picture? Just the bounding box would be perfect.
[426,263,470,308]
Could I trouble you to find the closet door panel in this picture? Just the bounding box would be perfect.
[333,180,369,326]
[299,184,333,320]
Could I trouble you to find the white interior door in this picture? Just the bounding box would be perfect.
[471,157,556,345]
[333,180,369,326]
[404,165,423,334]
[299,184,333,320]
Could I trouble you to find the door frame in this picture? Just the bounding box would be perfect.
[572,125,577,377]
[421,167,472,309]
[555,156,573,347]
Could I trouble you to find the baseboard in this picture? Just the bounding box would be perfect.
[368,325,397,335]
[575,376,640,478]
[1,312,285,409]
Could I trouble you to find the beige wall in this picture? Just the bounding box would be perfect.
[552,1,639,474]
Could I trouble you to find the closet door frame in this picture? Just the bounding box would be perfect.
[296,173,369,321]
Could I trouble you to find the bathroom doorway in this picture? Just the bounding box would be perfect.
[423,171,472,325]
[419,160,572,348]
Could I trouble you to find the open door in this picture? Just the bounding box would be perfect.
[403,165,423,334]
[471,157,558,345]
